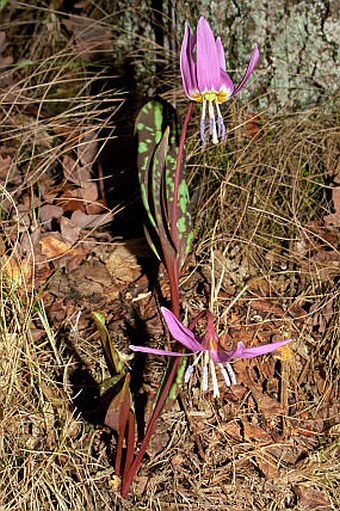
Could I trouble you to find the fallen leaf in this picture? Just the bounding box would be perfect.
[1,254,32,285]
[62,154,91,186]
[40,204,64,229]
[78,129,98,168]
[243,422,273,442]
[255,453,279,479]
[71,209,114,229]
[249,299,285,316]
[244,113,262,138]
[60,216,81,244]
[224,421,243,441]
[83,182,98,203]
[40,232,72,259]
[293,485,331,510]
[58,188,87,213]
[39,232,86,270]
[85,198,107,215]
[105,244,142,283]
[308,297,337,334]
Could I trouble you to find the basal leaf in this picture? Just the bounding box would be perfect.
[135,99,163,231]
[92,311,124,375]
[135,98,193,267]
[163,115,193,267]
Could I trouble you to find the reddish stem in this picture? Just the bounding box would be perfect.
[121,352,181,496]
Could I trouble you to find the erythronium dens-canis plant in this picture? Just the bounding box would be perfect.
[115,16,262,497]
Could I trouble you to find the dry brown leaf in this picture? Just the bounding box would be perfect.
[40,204,64,229]
[244,113,262,138]
[0,155,21,185]
[255,453,279,479]
[78,129,98,168]
[83,182,98,203]
[0,155,11,177]
[59,216,81,244]
[40,232,72,259]
[224,421,243,441]
[243,422,273,442]
[40,232,86,270]
[249,299,285,316]
[308,297,337,334]
[71,209,113,229]
[105,244,142,283]
[59,188,86,213]
[1,254,32,285]
[85,198,107,215]
[293,485,331,510]
[62,154,91,186]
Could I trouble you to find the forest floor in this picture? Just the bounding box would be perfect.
[0,3,339,510]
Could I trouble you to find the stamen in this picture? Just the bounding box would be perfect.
[216,101,226,141]
[209,117,214,135]
[218,363,231,387]
[184,365,194,383]
[200,100,207,145]
[184,352,203,383]
[225,362,237,385]
[210,358,220,398]
[208,101,218,144]
[202,351,209,391]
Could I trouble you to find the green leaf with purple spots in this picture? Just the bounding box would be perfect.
[135,99,192,267]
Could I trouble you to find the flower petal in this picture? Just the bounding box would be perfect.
[161,307,204,352]
[219,69,234,98]
[180,22,198,99]
[232,43,260,96]
[196,16,221,92]
[129,345,193,356]
[232,338,292,359]
[215,36,226,70]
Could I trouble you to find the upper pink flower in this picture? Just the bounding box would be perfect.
[130,307,292,398]
[180,16,260,144]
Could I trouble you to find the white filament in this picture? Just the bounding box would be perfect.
[202,351,209,391]
[210,358,220,398]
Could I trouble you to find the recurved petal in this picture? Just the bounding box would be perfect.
[232,43,260,96]
[180,21,198,98]
[232,339,292,359]
[161,307,203,352]
[129,345,193,356]
[196,16,221,92]
[216,36,226,70]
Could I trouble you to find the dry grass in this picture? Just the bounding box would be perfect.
[1,3,339,510]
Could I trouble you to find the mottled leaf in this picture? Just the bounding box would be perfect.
[135,98,193,267]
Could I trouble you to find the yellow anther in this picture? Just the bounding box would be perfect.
[217,90,230,103]
[191,91,203,103]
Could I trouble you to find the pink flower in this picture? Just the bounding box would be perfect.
[130,307,291,398]
[180,16,259,145]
